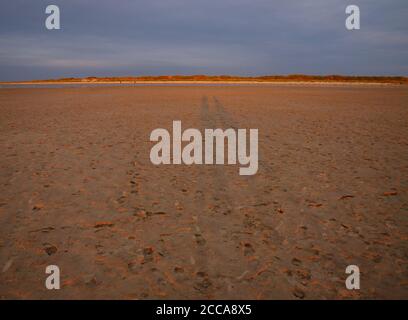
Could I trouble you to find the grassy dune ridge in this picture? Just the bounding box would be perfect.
[4,74,408,84]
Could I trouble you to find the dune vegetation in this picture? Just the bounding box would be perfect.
[21,74,408,84]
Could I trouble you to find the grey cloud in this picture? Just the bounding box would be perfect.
[0,0,407,80]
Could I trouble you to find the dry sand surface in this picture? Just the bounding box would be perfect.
[0,85,407,299]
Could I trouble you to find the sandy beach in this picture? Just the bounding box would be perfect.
[0,85,407,299]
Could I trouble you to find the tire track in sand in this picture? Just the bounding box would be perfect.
[187,96,270,298]
[210,96,294,299]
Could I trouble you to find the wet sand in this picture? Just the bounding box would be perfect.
[0,85,407,299]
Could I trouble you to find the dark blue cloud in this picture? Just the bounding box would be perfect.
[0,0,407,80]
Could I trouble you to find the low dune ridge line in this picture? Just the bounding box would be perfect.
[2,74,408,85]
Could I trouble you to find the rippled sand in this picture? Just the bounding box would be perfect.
[0,85,407,299]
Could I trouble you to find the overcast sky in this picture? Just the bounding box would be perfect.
[0,0,407,80]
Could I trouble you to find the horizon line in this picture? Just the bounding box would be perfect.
[2,74,408,84]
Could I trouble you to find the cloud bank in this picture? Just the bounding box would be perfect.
[0,0,407,80]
